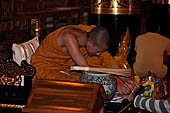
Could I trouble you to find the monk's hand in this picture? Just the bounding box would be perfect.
[120,77,140,92]
[117,83,131,95]
[125,79,139,91]
[117,83,134,101]
[117,80,140,101]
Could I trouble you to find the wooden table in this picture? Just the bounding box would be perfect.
[22,80,107,113]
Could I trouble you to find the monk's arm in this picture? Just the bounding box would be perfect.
[63,33,88,66]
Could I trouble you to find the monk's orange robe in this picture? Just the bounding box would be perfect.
[31,24,118,81]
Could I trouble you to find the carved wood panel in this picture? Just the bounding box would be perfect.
[0,0,14,21]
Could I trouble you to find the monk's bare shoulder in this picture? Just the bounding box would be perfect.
[56,28,75,47]
[55,27,88,66]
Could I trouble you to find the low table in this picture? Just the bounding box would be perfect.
[22,80,107,113]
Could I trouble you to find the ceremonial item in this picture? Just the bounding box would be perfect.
[141,71,166,99]
[79,71,117,101]
[114,27,131,69]
[70,66,131,77]
[0,58,35,108]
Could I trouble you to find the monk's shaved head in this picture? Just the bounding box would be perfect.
[87,27,110,47]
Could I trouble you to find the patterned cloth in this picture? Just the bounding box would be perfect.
[134,95,170,113]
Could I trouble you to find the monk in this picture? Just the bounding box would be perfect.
[31,24,139,97]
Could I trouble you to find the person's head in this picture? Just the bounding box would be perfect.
[86,27,110,56]
[145,17,160,33]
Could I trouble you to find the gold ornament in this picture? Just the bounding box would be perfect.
[114,27,131,69]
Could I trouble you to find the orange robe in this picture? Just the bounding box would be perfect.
[31,24,118,81]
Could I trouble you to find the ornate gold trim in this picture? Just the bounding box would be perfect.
[0,104,25,109]
[152,0,170,4]
[91,8,141,15]
[91,0,142,15]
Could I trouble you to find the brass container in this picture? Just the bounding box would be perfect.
[91,0,142,15]
[152,0,170,4]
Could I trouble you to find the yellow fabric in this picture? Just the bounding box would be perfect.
[31,24,117,81]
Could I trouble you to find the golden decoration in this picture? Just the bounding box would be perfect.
[0,58,35,85]
[152,0,170,4]
[114,27,131,69]
[1,74,22,85]
[35,20,40,37]
[0,104,25,109]
[91,0,142,15]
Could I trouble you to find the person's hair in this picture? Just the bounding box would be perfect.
[87,27,110,47]
[145,17,160,33]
